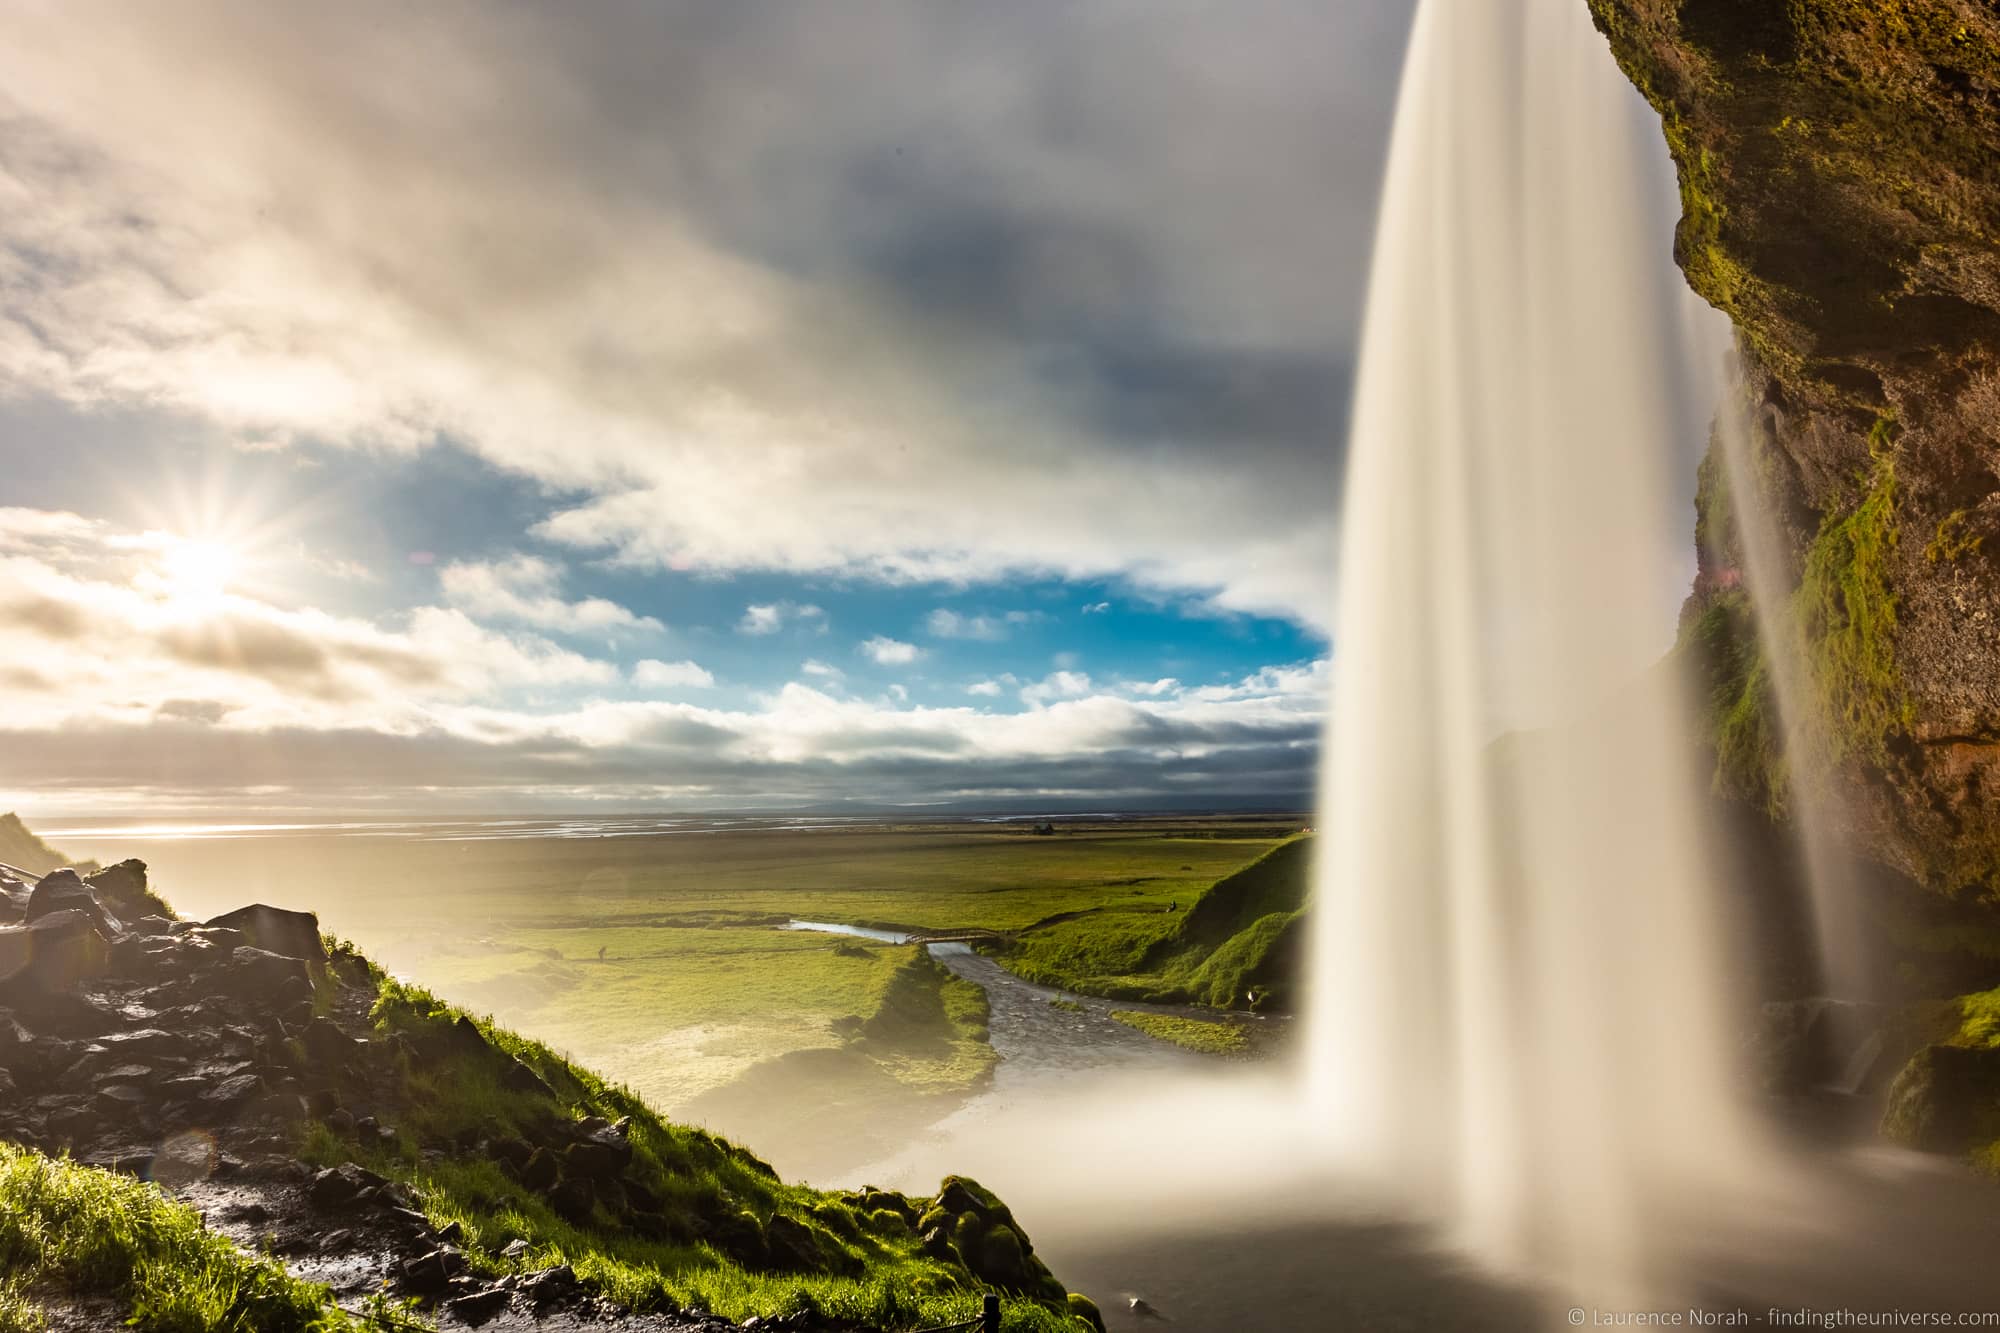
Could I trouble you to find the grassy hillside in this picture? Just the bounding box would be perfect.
[997,836,1314,1009]
[0,838,1097,1332]
[0,813,95,878]
[305,968,1076,1329]
[682,946,998,1176]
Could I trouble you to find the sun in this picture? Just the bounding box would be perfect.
[157,538,241,609]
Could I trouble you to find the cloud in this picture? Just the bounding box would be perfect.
[801,659,843,680]
[860,635,922,666]
[1021,670,1093,706]
[0,665,1327,814]
[440,555,661,635]
[632,659,715,689]
[1082,601,1111,614]
[0,1,1412,632]
[966,680,1004,698]
[0,510,619,735]
[925,608,1041,641]
[738,602,825,635]
[0,511,1329,809]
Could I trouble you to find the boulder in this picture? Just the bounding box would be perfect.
[0,910,113,991]
[0,873,27,925]
[562,1131,632,1180]
[308,1162,387,1211]
[399,1248,466,1297]
[517,1147,560,1193]
[704,1209,768,1267]
[85,862,163,921]
[763,1214,826,1272]
[516,1264,579,1309]
[27,869,122,936]
[977,1224,1031,1288]
[303,1017,361,1069]
[442,1289,510,1326]
[1880,1044,2000,1154]
[548,1177,597,1225]
[214,946,313,1002]
[204,904,325,963]
[1067,1293,1107,1332]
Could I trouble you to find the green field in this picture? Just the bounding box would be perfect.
[49,819,1304,1136]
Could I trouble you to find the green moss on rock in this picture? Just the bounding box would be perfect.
[1794,428,1913,770]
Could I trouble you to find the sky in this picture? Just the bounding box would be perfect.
[0,0,1420,816]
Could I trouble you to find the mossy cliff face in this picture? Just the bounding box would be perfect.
[1592,0,2000,896]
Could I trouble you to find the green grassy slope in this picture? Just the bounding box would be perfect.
[0,1144,416,1333]
[997,836,1314,1009]
[302,961,1085,1331]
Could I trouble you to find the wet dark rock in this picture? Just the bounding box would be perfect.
[563,1132,632,1179]
[27,869,121,935]
[192,926,247,951]
[107,1151,155,1177]
[1,909,113,992]
[309,1162,387,1211]
[399,1248,462,1297]
[500,1237,531,1261]
[517,1263,580,1309]
[435,1219,463,1245]
[204,904,326,963]
[205,1073,264,1110]
[443,1288,511,1326]
[327,1107,357,1136]
[216,946,313,1003]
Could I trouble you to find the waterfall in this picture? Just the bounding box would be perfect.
[1709,369,1876,1002]
[1309,0,1763,1297]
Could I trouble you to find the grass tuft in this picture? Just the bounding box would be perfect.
[0,1142,394,1332]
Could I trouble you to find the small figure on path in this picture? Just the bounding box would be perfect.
[597,945,607,962]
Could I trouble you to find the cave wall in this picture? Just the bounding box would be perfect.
[1590,0,2000,897]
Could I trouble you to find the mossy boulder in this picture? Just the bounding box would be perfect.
[1879,1043,2000,1153]
[923,1175,1067,1301]
[1067,1293,1107,1332]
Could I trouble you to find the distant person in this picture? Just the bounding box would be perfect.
[597,945,607,963]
